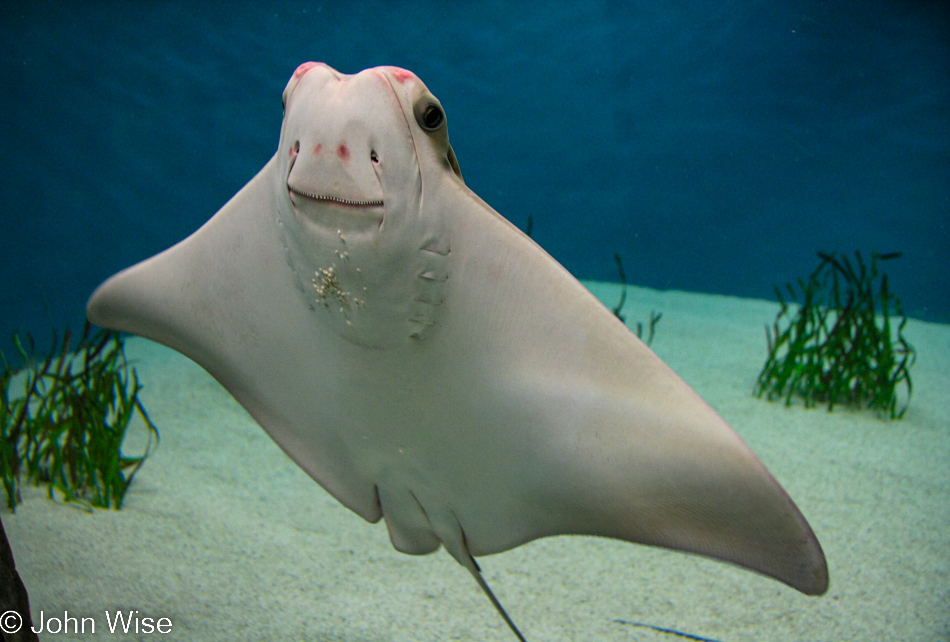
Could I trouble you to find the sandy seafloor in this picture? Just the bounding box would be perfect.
[5,283,949,641]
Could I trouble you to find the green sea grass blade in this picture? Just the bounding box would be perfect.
[756,250,915,419]
[0,325,159,510]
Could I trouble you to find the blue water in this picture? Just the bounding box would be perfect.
[1,0,947,360]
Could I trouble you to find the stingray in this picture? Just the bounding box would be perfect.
[87,62,827,639]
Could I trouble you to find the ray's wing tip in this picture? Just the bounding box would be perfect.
[801,543,830,596]
[86,272,142,336]
[807,574,830,596]
[86,277,122,330]
[778,529,828,596]
[793,564,829,596]
[799,504,830,595]
[86,283,109,327]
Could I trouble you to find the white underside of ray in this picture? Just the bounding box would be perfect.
[87,63,827,640]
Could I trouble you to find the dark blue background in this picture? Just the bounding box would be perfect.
[1,0,947,361]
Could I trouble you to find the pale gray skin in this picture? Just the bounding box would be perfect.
[87,62,827,639]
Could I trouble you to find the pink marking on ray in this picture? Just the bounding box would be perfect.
[337,144,349,161]
[313,143,323,155]
[385,67,416,84]
[293,61,321,78]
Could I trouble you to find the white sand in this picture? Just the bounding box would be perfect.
[5,284,949,641]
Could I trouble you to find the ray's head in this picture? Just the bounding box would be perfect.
[275,63,461,347]
[277,62,461,242]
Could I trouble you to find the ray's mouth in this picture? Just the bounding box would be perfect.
[287,184,384,208]
[286,182,384,234]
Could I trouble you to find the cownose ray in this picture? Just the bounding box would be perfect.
[87,62,827,640]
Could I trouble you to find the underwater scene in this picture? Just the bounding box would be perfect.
[1,2,948,640]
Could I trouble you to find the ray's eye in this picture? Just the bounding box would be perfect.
[370,150,379,164]
[419,104,444,131]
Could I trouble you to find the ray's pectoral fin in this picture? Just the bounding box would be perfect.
[523,365,829,597]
